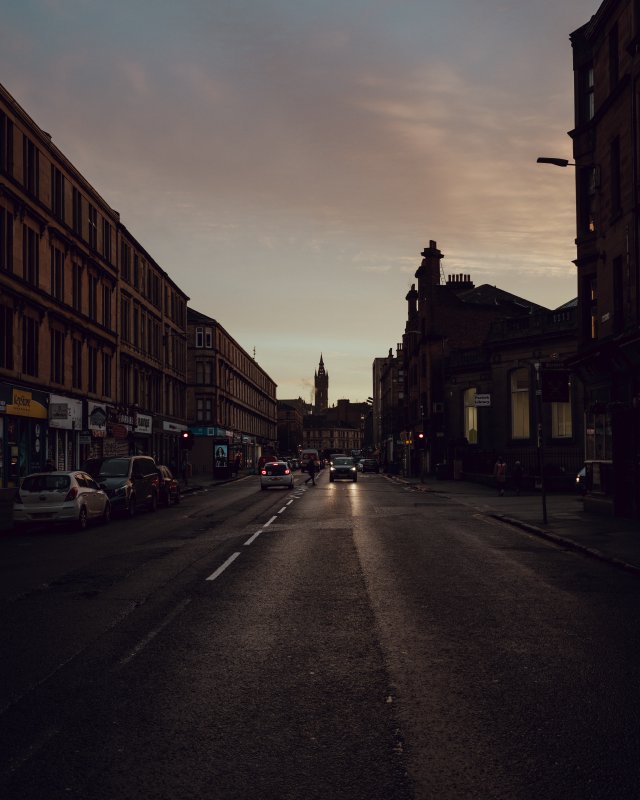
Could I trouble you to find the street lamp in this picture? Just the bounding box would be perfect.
[536,157,575,167]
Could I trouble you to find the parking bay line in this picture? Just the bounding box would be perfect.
[119,597,192,666]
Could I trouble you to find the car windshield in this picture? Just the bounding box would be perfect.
[334,458,353,466]
[98,458,131,477]
[21,474,71,492]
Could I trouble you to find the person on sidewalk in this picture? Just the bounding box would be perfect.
[493,457,507,496]
[512,460,524,496]
[305,457,318,486]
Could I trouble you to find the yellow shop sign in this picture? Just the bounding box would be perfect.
[6,388,48,419]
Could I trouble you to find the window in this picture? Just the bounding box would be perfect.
[610,136,621,216]
[22,225,39,286]
[51,166,65,221]
[195,327,204,348]
[588,276,598,340]
[0,206,13,272]
[613,256,624,335]
[102,353,112,397]
[23,135,39,196]
[133,254,139,288]
[196,360,213,385]
[463,388,478,444]
[120,361,130,404]
[585,409,613,461]
[88,346,97,393]
[581,64,595,123]
[72,338,82,389]
[510,368,530,439]
[609,22,619,90]
[102,284,112,329]
[51,245,64,301]
[50,328,64,383]
[0,304,13,369]
[88,204,97,249]
[22,316,39,376]
[578,166,598,234]
[551,400,572,439]
[88,274,98,320]
[121,241,131,282]
[196,397,212,422]
[72,262,82,311]
[121,297,130,342]
[0,111,14,176]
[133,306,139,347]
[72,187,82,235]
[102,219,112,263]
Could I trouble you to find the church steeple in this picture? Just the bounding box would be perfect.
[314,354,328,413]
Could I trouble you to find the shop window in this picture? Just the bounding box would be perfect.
[551,400,572,439]
[585,409,613,461]
[463,387,478,444]
[510,367,530,439]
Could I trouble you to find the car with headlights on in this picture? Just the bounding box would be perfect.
[260,460,294,490]
[14,471,111,531]
[329,456,357,482]
[360,458,379,473]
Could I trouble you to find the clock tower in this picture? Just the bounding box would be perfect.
[314,354,328,413]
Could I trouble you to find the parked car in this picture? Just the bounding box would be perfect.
[13,471,111,531]
[82,455,160,516]
[260,461,294,490]
[329,456,358,482]
[157,464,181,506]
[360,458,379,473]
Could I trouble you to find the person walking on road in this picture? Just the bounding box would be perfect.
[494,457,507,496]
[305,457,318,486]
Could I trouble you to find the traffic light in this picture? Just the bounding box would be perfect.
[181,431,194,449]
[415,432,426,449]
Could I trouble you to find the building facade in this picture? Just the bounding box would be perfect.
[0,82,191,485]
[186,308,277,474]
[568,0,640,516]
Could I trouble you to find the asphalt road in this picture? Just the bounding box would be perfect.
[2,470,640,799]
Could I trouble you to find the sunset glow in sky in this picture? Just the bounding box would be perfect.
[2,0,598,402]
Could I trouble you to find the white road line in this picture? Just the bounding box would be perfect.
[244,530,262,546]
[119,597,192,665]
[206,551,241,581]
[264,515,277,527]
[277,506,287,514]
[286,499,294,505]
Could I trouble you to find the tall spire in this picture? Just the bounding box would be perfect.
[314,354,328,412]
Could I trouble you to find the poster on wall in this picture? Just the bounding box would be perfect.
[214,443,228,468]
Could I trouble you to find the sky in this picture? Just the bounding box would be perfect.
[1,0,599,403]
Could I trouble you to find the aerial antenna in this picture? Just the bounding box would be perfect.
[253,346,256,359]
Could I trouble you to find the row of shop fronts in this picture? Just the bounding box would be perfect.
[0,382,188,488]
[187,425,268,476]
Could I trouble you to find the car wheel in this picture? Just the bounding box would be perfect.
[353,477,358,482]
[329,477,334,482]
[102,502,111,525]
[128,495,137,517]
[150,491,158,512]
[77,506,88,531]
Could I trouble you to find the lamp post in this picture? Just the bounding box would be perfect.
[536,157,575,168]
[534,362,549,525]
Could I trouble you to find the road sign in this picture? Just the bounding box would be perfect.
[474,393,491,407]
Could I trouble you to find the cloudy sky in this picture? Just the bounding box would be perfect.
[2,0,598,403]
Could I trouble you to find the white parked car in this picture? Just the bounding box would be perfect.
[14,471,111,531]
[260,461,294,490]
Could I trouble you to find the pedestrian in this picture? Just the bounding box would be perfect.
[233,454,241,477]
[493,457,507,496]
[304,457,318,486]
[512,460,524,496]
[181,456,191,486]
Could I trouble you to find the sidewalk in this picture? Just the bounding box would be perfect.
[387,474,640,577]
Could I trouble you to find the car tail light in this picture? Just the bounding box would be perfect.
[261,469,267,475]
[64,486,79,502]
[284,469,290,475]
